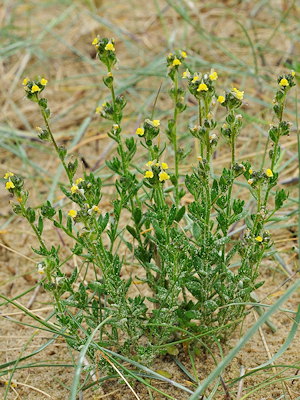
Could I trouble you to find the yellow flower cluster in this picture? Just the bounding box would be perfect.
[4,172,15,190]
[144,161,170,181]
[92,38,115,52]
[22,78,48,93]
[167,50,187,70]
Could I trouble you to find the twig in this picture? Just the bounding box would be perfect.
[26,283,41,309]
[237,365,245,399]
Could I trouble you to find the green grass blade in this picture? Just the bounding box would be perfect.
[69,316,111,400]
[251,303,300,370]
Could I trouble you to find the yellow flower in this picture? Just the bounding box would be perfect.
[31,85,41,93]
[161,162,169,170]
[209,133,217,142]
[105,42,115,51]
[107,72,113,77]
[136,127,145,136]
[5,181,15,190]
[249,168,253,174]
[248,179,254,185]
[265,168,273,178]
[217,95,225,104]
[197,83,208,92]
[172,58,181,67]
[197,155,202,162]
[181,51,187,58]
[152,120,160,127]
[291,70,296,77]
[146,161,154,167]
[167,53,173,58]
[255,236,263,243]
[22,78,29,86]
[37,264,45,275]
[232,87,244,100]
[4,172,14,179]
[92,37,99,46]
[209,71,218,81]
[95,106,102,114]
[40,78,48,86]
[68,209,77,218]
[144,170,154,179]
[182,70,191,79]
[75,178,84,185]
[159,171,170,182]
[279,78,289,87]
[192,75,200,83]
[71,185,79,194]
[91,205,101,213]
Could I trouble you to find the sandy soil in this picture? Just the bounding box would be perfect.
[1,0,299,399]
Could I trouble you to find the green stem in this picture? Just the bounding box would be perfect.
[198,98,203,157]
[204,180,211,240]
[262,95,285,208]
[226,132,236,221]
[173,71,180,207]
[53,292,64,314]
[40,107,72,184]
[20,202,46,250]
[223,126,236,261]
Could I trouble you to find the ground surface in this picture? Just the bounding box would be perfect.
[0,0,299,399]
